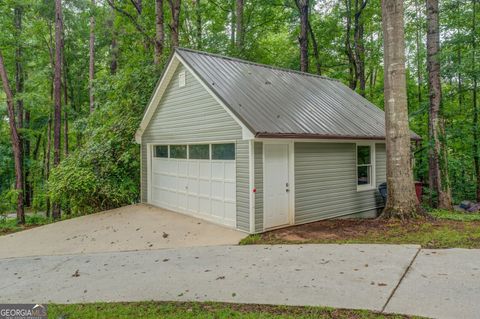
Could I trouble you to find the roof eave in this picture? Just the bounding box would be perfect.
[255,132,422,141]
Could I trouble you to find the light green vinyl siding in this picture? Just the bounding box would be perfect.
[375,143,386,187]
[254,142,263,232]
[294,142,384,224]
[140,64,243,203]
[236,140,250,231]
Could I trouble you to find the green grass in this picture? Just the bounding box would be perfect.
[240,211,480,249]
[430,209,480,221]
[47,301,420,319]
[0,214,50,235]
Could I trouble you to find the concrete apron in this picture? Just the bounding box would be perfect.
[384,248,480,319]
[0,244,418,311]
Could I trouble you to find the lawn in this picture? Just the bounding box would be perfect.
[0,214,50,235]
[240,210,480,249]
[47,302,421,319]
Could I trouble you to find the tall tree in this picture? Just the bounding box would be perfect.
[89,0,95,113]
[52,0,63,220]
[154,0,164,64]
[195,0,202,49]
[107,0,118,74]
[345,0,357,89]
[14,5,31,207]
[353,0,367,96]
[168,0,181,48]
[426,0,453,209]
[308,21,322,75]
[0,50,25,224]
[381,0,419,218]
[472,0,480,201]
[296,0,309,72]
[235,0,243,51]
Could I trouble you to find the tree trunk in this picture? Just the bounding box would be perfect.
[426,0,453,209]
[154,0,164,64]
[296,0,309,72]
[195,0,202,49]
[354,0,367,96]
[415,0,423,107]
[52,0,63,220]
[45,117,52,218]
[14,6,31,208]
[168,0,181,48]
[0,51,25,224]
[235,0,243,51]
[89,0,95,113]
[380,0,420,219]
[108,0,118,74]
[345,0,357,89]
[308,21,322,75]
[473,0,480,202]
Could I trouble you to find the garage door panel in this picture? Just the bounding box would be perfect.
[187,178,199,195]
[225,202,236,221]
[211,181,224,199]
[199,180,210,196]
[188,161,199,177]
[212,162,225,179]
[178,161,188,176]
[150,153,236,228]
[224,162,235,180]
[199,162,211,178]
[199,197,210,214]
[211,200,224,218]
[224,182,236,201]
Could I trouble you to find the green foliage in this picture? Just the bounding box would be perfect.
[0,0,480,218]
[0,214,49,234]
[48,65,158,214]
[430,209,480,221]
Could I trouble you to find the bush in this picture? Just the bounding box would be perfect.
[48,64,158,215]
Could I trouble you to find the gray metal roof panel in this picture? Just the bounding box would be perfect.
[175,48,420,140]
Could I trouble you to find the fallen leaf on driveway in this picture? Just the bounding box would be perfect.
[163,232,169,238]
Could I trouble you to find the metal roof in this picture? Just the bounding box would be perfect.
[175,48,420,140]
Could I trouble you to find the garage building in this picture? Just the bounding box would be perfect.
[135,48,419,233]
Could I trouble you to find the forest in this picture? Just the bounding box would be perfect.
[0,0,477,222]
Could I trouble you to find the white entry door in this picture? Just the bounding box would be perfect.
[264,143,290,229]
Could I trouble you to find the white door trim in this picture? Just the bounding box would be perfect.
[262,141,295,230]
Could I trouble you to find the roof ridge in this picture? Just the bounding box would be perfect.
[175,47,340,83]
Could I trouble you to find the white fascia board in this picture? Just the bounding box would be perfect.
[135,56,180,144]
[174,52,255,141]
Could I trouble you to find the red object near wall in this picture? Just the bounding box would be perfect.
[414,181,423,202]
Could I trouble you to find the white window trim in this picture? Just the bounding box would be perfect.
[356,142,376,192]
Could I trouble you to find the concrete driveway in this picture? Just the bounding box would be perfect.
[0,204,246,259]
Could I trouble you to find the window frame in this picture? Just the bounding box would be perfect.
[169,144,188,159]
[188,144,211,160]
[211,143,236,160]
[154,145,169,158]
[356,142,376,191]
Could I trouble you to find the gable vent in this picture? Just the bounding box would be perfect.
[178,71,186,87]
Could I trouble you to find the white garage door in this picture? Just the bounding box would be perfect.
[149,143,236,227]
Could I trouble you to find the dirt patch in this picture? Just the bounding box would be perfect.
[254,218,480,248]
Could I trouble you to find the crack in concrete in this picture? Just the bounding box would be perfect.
[381,247,422,313]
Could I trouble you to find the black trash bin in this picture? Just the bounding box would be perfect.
[378,182,387,204]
